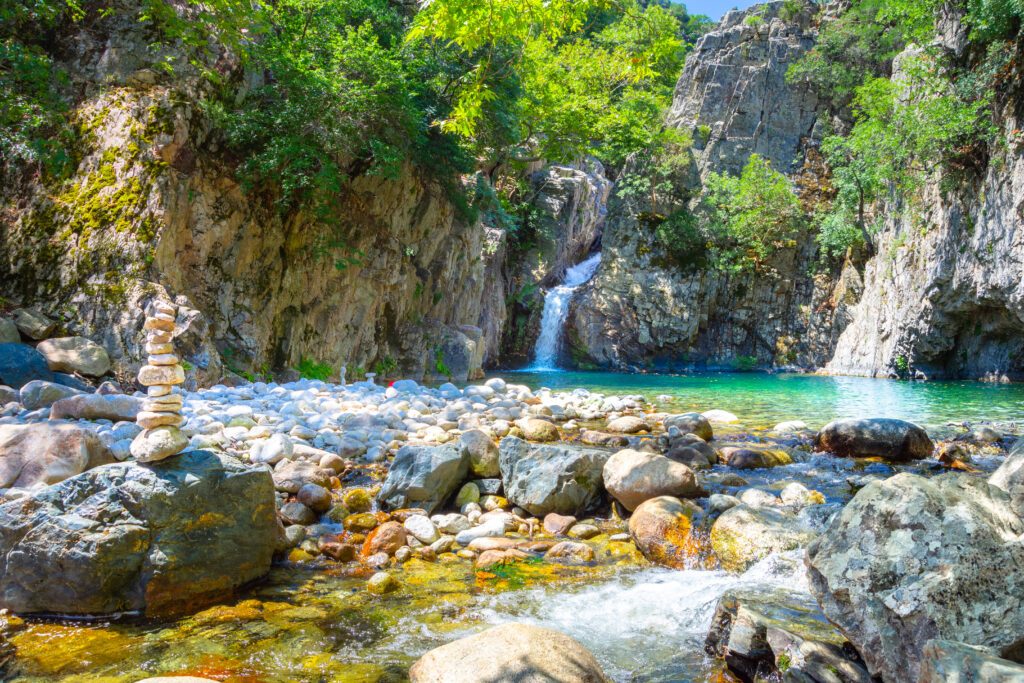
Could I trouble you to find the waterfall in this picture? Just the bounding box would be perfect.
[530,252,602,370]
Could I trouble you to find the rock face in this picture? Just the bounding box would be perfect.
[0,73,505,386]
[0,423,116,489]
[377,444,469,514]
[498,437,610,516]
[602,449,703,511]
[805,471,1024,682]
[0,451,277,616]
[0,344,54,389]
[409,623,611,683]
[815,418,933,461]
[567,0,849,372]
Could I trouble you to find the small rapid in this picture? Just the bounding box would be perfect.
[530,252,602,370]
[472,551,810,682]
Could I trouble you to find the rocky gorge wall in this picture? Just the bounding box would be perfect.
[566,0,1024,380]
[0,8,509,386]
[569,0,853,372]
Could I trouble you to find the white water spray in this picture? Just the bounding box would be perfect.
[530,252,602,370]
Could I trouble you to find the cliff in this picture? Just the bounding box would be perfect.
[0,6,506,384]
[569,0,849,372]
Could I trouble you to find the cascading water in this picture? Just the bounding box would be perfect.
[530,252,602,370]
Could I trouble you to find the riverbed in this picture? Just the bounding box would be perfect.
[3,371,1022,682]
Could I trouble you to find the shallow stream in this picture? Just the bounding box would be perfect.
[4,371,1023,682]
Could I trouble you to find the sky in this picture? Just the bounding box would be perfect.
[682,0,762,20]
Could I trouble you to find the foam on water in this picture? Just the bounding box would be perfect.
[471,551,809,682]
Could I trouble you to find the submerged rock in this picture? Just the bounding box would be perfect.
[806,469,1024,682]
[815,418,933,461]
[0,451,277,616]
[409,623,611,683]
[628,495,706,570]
[602,449,703,511]
[499,437,610,516]
[377,443,469,514]
[0,423,115,489]
[704,587,871,683]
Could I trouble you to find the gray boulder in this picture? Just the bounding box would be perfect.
[499,436,610,516]
[0,450,277,616]
[814,418,933,461]
[711,504,816,572]
[377,443,469,514]
[919,640,1024,682]
[49,393,141,422]
[705,587,871,683]
[0,343,54,389]
[19,380,82,410]
[35,336,111,377]
[602,448,704,511]
[460,429,500,477]
[0,423,116,489]
[990,440,1024,516]
[664,413,713,441]
[410,623,611,683]
[806,472,1024,682]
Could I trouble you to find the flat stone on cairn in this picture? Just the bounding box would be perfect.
[130,303,188,463]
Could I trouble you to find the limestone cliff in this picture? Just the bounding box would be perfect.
[569,0,848,371]
[0,8,506,384]
[825,44,1024,380]
[569,0,1024,380]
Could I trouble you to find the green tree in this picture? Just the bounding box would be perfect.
[700,154,804,273]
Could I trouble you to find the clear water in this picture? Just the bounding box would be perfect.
[530,253,602,370]
[505,369,1024,433]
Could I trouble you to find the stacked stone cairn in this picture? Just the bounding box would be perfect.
[129,303,189,462]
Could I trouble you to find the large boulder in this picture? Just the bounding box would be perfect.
[711,504,816,572]
[35,336,111,377]
[990,440,1024,515]
[664,413,713,441]
[602,449,704,511]
[409,623,611,683]
[814,418,933,461]
[0,423,116,489]
[0,343,54,389]
[377,443,469,514]
[628,495,706,570]
[49,393,141,422]
[460,429,500,477]
[705,587,871,683]
[18,379,82,410]
[0,451,277,616]
[805,472,1024,682]
[499,437,610,516]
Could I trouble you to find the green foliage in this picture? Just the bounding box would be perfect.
[297,357,333,381]
[653,209,708,271]
[967,0,1024,40]
[733,355,758,371]
[373,355,397,377]
[433,347,451,377]
[0,0,81,179]
[700,154,803,273]
[895,354,910,374]
[786,0,941,108]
